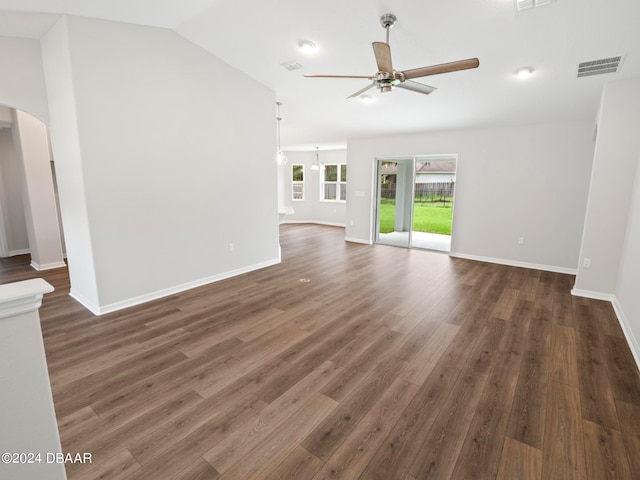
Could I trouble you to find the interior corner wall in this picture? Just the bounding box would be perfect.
[346,120,594,271]
[615,151,640,366]
[280,149,347,226]
[573,77,640,296]
[40,17,100,309]
[0,128,29,255]
[42,16,279,313]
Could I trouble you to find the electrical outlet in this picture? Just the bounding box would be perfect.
[582,257,591,268]
[518,237,525,245]
[350,219,354,226]
[229,243,234,253]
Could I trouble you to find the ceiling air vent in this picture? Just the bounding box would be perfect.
[515,0,553,11]
[280,60,303,72]
[577,55,624,78]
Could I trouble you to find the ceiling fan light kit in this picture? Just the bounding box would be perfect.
[304,13,479,99]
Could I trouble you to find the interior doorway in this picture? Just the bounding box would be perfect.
[0,106,66,263]
[374,155,456,252]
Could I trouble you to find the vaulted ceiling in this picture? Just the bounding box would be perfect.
[1,0,638,148]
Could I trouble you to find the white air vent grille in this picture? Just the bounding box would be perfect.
[516,0,553,11]
[577,55,624,78]
[516,0,534,10]
[280,60,303,72]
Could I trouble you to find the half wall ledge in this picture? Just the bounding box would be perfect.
[0,278,66,480]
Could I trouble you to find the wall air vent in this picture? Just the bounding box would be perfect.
[515,0,554,11]
[577,55,624,78]
[280,60,303,72]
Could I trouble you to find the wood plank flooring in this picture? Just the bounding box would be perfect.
[2,223,640,479]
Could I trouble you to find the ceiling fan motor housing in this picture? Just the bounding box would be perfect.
[380,14,397,29]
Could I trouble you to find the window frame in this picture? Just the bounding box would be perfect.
[291,164,305,201]
[320,163,347,203]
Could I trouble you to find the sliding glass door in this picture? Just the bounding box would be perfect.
[375,155,457,251]
[375,158,415,248]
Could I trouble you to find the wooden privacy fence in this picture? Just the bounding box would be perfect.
[381,182,455,202]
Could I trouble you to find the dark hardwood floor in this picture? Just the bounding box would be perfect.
[2,223,640,479]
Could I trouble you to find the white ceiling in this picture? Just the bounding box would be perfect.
[0,0,639,149]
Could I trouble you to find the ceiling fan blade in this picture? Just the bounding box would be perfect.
[396,80,437,95]
[401,58,479,80]
[347,83,376,99]
[372,41,393,73]
[304,74,374,79]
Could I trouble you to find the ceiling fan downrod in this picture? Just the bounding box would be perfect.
[380,13,397,44]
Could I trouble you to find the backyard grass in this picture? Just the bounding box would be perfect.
[379,198,453,235]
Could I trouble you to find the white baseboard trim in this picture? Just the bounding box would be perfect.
[69,289,101,316]
[8,249,30,257]
[70,257,281,316]
[570,288,616,301]
[611,297,640,373]
[344,237,373,245]
[282,220,345,228]
[568,290,640,373]
[448,252,578,275]
[30,260,67,271]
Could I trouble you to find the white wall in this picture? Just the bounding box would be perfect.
[0,128,29,255]
[346,121,594,272]
[574,78,640,295]
[0,37,51,259]
[12,110,65,271]
[0,36,49,123]
[280,149,347,226]
[41,16,279,313]
[615,151,640,365]
[568,76,640,368]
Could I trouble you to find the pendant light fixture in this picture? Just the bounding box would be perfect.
[311,146,320,170]
[276,102,287,165]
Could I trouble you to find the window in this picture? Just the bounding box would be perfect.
[321,164,347,202]
[292,164,304,200]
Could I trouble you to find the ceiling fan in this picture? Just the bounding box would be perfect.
[304,14,480,98]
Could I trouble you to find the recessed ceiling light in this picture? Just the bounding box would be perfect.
[360,94,375,104]
[298,40,317,54]
[515,66,535,79]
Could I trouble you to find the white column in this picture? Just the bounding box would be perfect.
[12,109,65,271]
[0,279,66,480]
